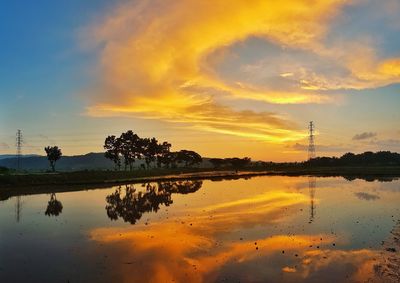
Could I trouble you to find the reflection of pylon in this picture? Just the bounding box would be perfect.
[15,196,22,223]
[308,122,316,160]
[308,177,316,224]
[16,129,23,170]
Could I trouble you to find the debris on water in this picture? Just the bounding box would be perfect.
[295,254,298,257]
[282,250,285,254]
[316,246,320,249]
[333,243,336,246]
[385,247,396,252]
[240,237,243,241]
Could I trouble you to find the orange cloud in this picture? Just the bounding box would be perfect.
[82,0,349,142]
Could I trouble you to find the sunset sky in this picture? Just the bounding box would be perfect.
[1,0,399,161]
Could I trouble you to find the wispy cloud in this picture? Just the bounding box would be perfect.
[352,132,377,141]
[288,142,351,153]
[0,142,9,150]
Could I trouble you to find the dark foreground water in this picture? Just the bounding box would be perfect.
[1,176,400,283]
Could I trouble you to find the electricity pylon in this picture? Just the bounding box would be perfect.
[308,121,316,160]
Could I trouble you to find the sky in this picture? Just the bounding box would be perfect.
[0,0,399,161]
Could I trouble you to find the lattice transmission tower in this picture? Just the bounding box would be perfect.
[308,121,316,160]
[16,129,23,170]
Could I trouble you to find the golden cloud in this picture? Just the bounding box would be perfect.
[82,0,350,142]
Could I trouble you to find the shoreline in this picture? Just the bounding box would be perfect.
[1,166,400,200]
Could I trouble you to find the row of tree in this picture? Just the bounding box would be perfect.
[306,151,400,167]
[104,131,202,170]
[209,157,252,169]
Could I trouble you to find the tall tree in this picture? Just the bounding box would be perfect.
[44,146,62,172]
[104,135,122,170]
[120,130,142,171]
[157,141,172,168]
[143,137,159,169]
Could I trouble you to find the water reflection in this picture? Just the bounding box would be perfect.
[308,177,316,224]
[1,176,400,282]
[105,180,202,224]
[45,193,63,216]
[15,195,22,222]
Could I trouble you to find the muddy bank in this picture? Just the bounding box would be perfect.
[374,220,400,282]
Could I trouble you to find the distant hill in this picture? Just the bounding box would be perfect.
[0,154,40,160]
[0,153,214,171]
[0,153,115,171]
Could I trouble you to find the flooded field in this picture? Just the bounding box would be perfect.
[1,176,399,283]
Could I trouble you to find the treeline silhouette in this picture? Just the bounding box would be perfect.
[104,131,202,170]
[209,157,252,169]
[305,151,400,167]
[105,180,203,224]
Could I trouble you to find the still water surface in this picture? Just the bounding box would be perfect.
[1,176,399,282]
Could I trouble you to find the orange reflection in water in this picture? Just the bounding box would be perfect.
[88,185,386,282]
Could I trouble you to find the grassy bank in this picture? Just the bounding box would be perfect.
[0,166,399,200]
[1,166,400,187]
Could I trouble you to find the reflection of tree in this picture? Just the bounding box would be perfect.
[105,180,202,224]
[45,193,63,217]
[158,180,203,194]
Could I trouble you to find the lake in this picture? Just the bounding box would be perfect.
[1,176,399,283]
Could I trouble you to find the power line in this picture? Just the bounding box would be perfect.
[308,121,316,160]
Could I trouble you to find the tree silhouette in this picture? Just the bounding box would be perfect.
[44,146,62,172]
[209,158,226,169]
[176,150,202,167]
[226,157,251,169]
[103,131,202,170]
[120,130,142,171]
[104,135,122,170]
[306,151,400,167]
[45,193,63,216]
[143,137,159,169]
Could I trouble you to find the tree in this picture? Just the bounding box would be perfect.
[143,137,159,169]
[44,146,62,172]
[120,130,142,170]
[176,150,202,167]
[104,135,122,170]
[157,141,172,168]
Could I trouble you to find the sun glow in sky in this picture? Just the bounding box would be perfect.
[0,0,399,161]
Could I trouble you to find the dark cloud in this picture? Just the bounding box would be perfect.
[372,139,400,147]
[354,192,380,201]
[288,143,350,153]
[352,132,377,141]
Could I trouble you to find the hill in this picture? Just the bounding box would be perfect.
[0,153,214,171]
[0,153,115,171]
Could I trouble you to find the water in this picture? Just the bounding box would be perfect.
[1,176,399,282]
